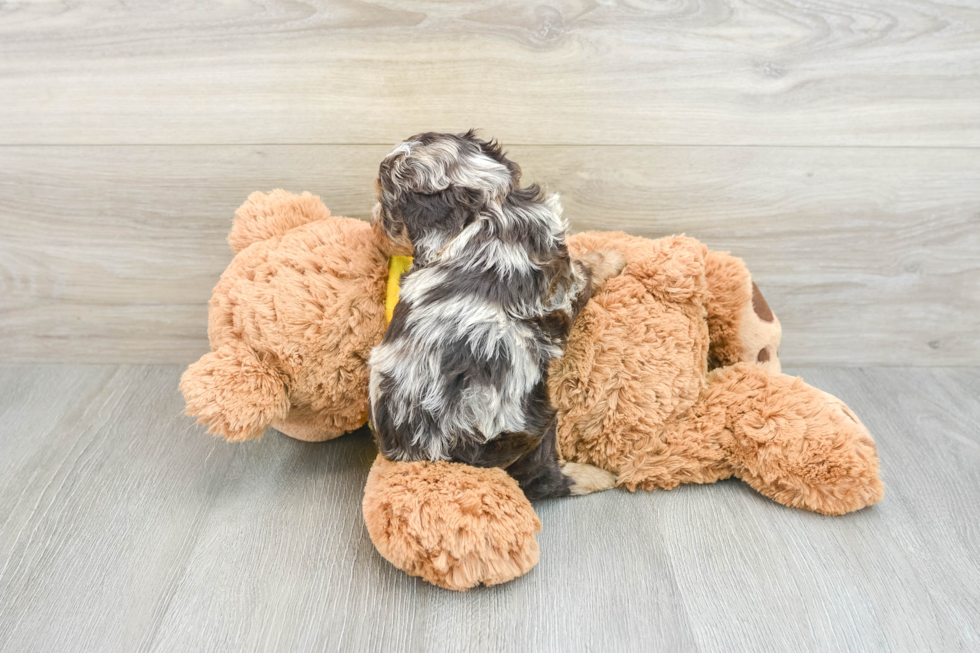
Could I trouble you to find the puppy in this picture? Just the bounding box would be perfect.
[368,131,623,499]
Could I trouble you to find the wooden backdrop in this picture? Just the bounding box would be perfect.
[1,0,977,365]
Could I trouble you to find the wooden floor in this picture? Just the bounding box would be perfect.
[1,364,977,652]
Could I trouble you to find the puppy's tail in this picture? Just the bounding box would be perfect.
[228,189,332,254]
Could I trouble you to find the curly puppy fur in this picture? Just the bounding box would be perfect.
[368,131,620,499]
[365,228,882,591]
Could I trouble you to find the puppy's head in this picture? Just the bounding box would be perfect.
[373,130,521,264]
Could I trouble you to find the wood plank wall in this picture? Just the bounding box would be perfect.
[1,1,978,365]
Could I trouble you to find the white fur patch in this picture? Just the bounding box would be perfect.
[562,462,617,495]
[371,291,545,457]
[387,140,420,159]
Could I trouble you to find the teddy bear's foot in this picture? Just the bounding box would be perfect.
[710,363,884,515]
[575,250,626,289]
[363,455,541,591]
[269,403,351,443]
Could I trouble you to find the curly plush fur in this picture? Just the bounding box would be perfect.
[181,190,883,590]
[180,190,394,442]
[363,455,541,591]
[551,231,882,514]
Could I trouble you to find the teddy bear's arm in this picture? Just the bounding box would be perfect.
[180,342,291,442]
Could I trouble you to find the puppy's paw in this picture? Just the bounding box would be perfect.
[576,250,626,289]
[562,462,617,495]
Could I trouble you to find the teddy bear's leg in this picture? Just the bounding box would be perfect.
[612,398,736,493]
[704,251,782,374]
[363,455,541,591]
[696,363,884,515]
[269,406,353,443]
[179,342,290,442]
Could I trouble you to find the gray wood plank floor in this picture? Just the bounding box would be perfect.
[1,365,977,652]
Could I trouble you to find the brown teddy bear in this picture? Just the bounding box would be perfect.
[180,190,884,591]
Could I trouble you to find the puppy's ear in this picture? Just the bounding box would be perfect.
[472,135,522,186]
[398,186,482,265]
[375,158,408,247]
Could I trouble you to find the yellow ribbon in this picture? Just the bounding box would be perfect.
[385,255,414,324]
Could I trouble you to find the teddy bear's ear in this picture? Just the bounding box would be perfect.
[179,343,290,441]
[703,250,783,373]
[228,189,331,254]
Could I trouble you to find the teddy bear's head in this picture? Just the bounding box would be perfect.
[180,190,392,442]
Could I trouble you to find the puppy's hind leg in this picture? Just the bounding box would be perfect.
[507,423,617,499]
[561,461,617,496]
[517,458,616,499]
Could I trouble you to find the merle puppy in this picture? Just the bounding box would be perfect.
[368,131,623,499]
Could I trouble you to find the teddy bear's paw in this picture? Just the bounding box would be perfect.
[818,389,871,439]
[180,343,290,442]
[363,455,541,591]
[562,462,617,495]
[716,365,884,515]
